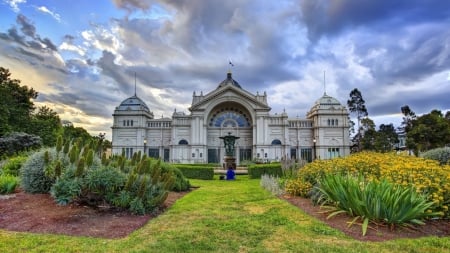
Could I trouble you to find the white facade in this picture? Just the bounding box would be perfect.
[112,72,351,163]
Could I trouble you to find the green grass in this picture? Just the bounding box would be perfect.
[1,176,450,252]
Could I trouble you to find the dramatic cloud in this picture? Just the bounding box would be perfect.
[0,1,449,138]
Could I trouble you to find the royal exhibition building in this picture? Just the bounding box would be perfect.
[111,71,351,164]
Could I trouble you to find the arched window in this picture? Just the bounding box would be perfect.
[209,107,251,127]
[178,139,188,145]
[271,139,282,145]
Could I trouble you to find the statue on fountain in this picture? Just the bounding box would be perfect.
[219,132,240,171]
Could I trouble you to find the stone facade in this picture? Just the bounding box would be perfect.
[111,72,351,163]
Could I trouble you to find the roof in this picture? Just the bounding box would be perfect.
[218,72,242,89]
[116,95,151,112]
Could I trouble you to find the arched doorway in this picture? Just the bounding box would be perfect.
[206,102,253,164]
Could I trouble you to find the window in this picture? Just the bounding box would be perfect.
[148,148,159,158]
[123,147,134,159]
[209,108,251,127]
[290,148,297,160]
[178,139,188,145]
[271,139,282,145]
[123,120,126,126]
[328,148,340,158]
[130,120,133,126]
[328,119,339,126]
[300,148,312,162]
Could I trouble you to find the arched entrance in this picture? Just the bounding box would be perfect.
[206,102,253,164]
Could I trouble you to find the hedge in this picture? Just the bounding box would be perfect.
[248,163,282,179]
[174,165,214,180]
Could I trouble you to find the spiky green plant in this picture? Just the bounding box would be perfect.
[317,173,439,235]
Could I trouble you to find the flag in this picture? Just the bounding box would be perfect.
[229,61,234,67]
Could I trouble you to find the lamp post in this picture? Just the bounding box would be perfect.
[143,138,147,156]
[313,138,316,160]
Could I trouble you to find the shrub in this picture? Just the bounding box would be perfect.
[0,174,19,194]
[260,174,284,195]
[50,170,82,205]
[175,165,214,180]
[248,163,282,179]
[160,162,190,192]
[421,147,450,165]
[1,155,27,176]
[317,174,439,235]
[285,152,450,217]
[21,149,55,193]
[0,132,42,156]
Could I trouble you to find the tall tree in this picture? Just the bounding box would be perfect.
[400,105,416,133]
[360,117,377,151]
[0,67,38,135]
[347,88,368,152]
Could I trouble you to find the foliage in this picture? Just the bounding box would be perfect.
[360,122,399,152]
[160,162,190,192]
[1,178,450,252]
[407,110,450,154]
[248,163,282,179]
[260,174,284,195]
[285,152,450,217]
[0,67,38,136]
[46,137,177,214]
[175,165,214,180]
[0,174,19,194]
[28,106,61,146]
[421,147,450,165]
[347,88,368,152]
[50,169,81,205]
[0,132,42,156]
[0,155,27,176]
[400,105,416,133]
[20,148,55,193]
[317,174,438,235]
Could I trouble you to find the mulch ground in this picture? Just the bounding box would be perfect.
[280,194,450,242]
[0,190,188,238]
[1,190,449,241]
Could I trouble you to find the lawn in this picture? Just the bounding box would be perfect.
[1,176,449,252]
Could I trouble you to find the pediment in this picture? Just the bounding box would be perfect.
[189,84,270,111]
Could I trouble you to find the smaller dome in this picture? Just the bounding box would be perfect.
[218,72,242,89]
[314,93,342,106]
[116,95,151,112]
[310,93,345,111]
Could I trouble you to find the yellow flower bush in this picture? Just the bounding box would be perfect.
[285,152,450,217]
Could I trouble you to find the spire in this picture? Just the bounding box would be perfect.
[323,70,327,95]
[134,72,137,96]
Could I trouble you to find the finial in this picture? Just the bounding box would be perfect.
[134,72,137,96]
[323,70,327,95]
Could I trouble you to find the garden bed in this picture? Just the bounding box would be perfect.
[281,194,450,242]
[0,190,189,238]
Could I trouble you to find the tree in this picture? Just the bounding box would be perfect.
[347,88,368,152]
[0,67,38,136]
[407,110,450,154]
[28,106,62,146]
[400,105,416,133]
[375,124,399,152]
[360,118,376,151]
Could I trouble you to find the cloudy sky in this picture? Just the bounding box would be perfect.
[1,0,449,140]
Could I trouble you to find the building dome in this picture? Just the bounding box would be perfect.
[116,95,151,112]
[310,93,345,110]
[218,72,242,89]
